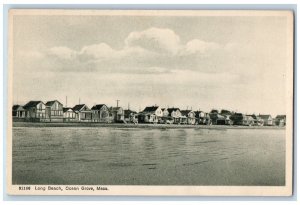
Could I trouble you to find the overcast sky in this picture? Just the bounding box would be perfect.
[12,13,290,116]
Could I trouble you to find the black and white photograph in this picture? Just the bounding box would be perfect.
[7,9,293,196]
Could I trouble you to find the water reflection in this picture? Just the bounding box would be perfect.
[12,127,285,186]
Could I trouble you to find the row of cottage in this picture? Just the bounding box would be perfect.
[12,100,286,126]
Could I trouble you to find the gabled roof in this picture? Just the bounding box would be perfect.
[23,101,43,109]
[220,109,233,115]
[91,104,106,110]
[276,115,286,119]
[180,110,193,116]
[167,108,180,113]
[210,109,219,114]
[72,104,89,112]
[63,107,74,113]
[247,114,258,119]
[259,114,272,119]
[210,112,225,119]
[194,111,206,118]
[143,106,159,112]
[12,105,25,111]
[194,111,201,118]
[124,109,137,117]
[45,100,62,107]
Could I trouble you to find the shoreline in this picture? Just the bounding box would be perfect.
[12,122,285,130]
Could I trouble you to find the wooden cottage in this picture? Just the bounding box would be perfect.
[124,109,138,124]
[138,106,163,124]
[180,110,196,125]
[23,101,47,122]
[91,104,110,123]
[159,108,173,124]
[161,108,169,117]
[195,111,204,124]
[72,104,92,122]
[210,113,226,125]
[63,107,76,122]
[247,114,264,126]
[167,108,182,124]
[109,107,125,123]
[209,110,221,125]
[275,115,286,126]
[258,114,273,126]
[12,105,26,119]
[220,110,234,125]
[194,111,211,125]
[45,100,64,122]
[209,109,233,125]
[231,113,254,126]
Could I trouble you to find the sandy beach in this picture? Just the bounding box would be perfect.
[12,122,285,130]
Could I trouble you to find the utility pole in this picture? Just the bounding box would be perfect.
[128,102,130,110]
[79,98,81,105]
[66,96,68,107]
[116,99,120,107]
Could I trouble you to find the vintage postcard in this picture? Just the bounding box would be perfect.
[7,9,294,196]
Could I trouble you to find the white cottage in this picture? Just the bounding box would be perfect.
[63,107,76,122]
[139,106,163,123]
[23,101,47,121]
[72,104,92,122]
[167,108,182,124]
[180,110,196,125]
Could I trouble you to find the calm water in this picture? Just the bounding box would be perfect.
[12,127,285,185]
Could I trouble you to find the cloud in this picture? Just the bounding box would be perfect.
[42,27,232,74]
[79,43,116,60]
[183,39,220,55]
[125,27,181,55]
[48,46,76,60]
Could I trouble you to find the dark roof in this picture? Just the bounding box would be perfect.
[220,109,233,115]
[247,114,258,119]
[124,109,137,117]
[63,107,74,113]
[72,104,87,112]
[210,113,225,119]
[143,106,159,112]
[23,101,43,109]
[194,111,208,118]
[276,115,286,119]
[167,108,180,113]
[210,109,219,114]
[45,100,62,106]
[194,111,201,118]
[91,104,106,110]
[12,105,24,111]
[259,114,272,119]
[180,110,192,116]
